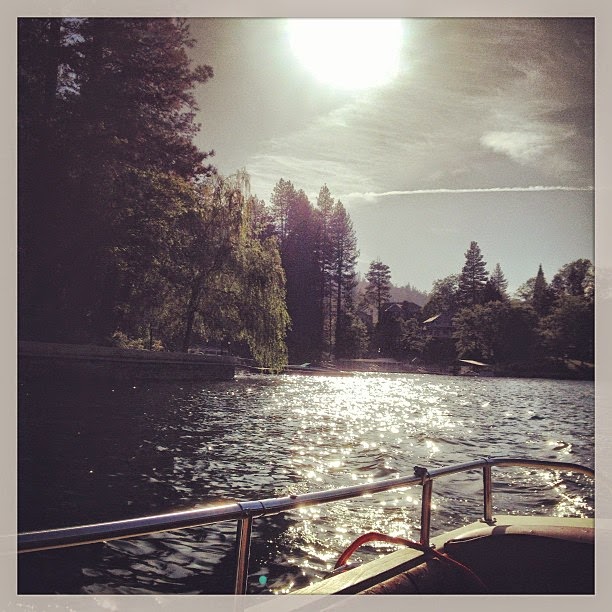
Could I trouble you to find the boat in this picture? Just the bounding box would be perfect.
[17,457,594,596]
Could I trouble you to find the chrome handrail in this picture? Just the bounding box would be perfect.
[17,457,594,594]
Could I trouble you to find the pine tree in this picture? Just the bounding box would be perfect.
[316,185,336,354]
[19,18,215,342]
[365,259,392,325]
[532,264,550,316]
[490,263,509,299]
[330,201,359,356]
[457,241,488,307]
[280,187,324,362]
[269,178,295,243]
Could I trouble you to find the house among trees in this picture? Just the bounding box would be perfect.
[422,312,454,339]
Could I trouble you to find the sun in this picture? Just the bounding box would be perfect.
[287,19,404,91]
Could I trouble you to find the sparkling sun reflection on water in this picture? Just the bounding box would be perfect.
[19,372,594,594]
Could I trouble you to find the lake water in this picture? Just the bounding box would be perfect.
[18,372,595,594]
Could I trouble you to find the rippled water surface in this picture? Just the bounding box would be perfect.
[18,372,594,594]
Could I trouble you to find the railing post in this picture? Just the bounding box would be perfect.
[233,501,266,595]
[414,466,433,547]
[482,461,494,524]
[234,515,253,595]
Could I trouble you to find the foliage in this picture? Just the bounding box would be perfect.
[316,185,337,355]
[452,301,539,363]
[330,201,359,356]
[19,19,289,368]
[399,318,427,358]
[422,275,460,319]
[334,312,369,358]
[19,18,214,342]
[532,264,552,316]
[364,259,392,324]
[457,241,488,307]
[550,259,593,299]
[489,263,509,299]
[270,179,323,362]
[540,295,594,363]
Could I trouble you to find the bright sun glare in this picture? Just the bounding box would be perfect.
[288,19,403,90]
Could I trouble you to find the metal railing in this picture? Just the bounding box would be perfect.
[18,457,594,594]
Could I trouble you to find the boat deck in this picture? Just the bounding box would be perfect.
[292,515,594,595]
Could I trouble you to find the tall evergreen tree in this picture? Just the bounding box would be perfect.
[532,264,550,316]
[457,241,488,307]
[316,185,336,354]
[330,201,359,357]
[269,178,294,243]
[19,18,214,343]
[365,259,392,325]
[489,263,509,299]
[277,185,324,362]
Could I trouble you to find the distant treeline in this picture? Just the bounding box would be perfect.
[18,19,594,374]
[374,242,594,374]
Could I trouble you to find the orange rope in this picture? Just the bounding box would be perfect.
[334,531,488,592]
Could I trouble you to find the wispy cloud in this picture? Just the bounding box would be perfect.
[342,185,594,202]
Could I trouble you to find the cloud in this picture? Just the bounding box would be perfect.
[341,185,593,202]
[481,130,551,163]
[480,127,577,166]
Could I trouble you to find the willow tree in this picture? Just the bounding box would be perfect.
[234,231,290,370]
[167,173,289,369]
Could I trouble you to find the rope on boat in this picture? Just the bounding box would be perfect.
[334,531,489,593]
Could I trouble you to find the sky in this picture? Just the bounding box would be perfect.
[186,18,593,295]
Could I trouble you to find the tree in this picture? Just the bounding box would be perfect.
[399,318,426,359]
[532,264,551,316]
[550,259,593,299]
[19,18,214,343]
[162,172,289,368]
[365,260,392,325]
[330,201,359,357]
[452,305,498,362]
[275,183,323,362]
[540,296,594,363]
[494,302,540,363]
[422,275,460,319]
[457,241,488,307]
[515,277,536,302]
[170,175,244,353]
[269,178,294,243]
[453,301,539,363]
[316,185,336,354]
[582,262,595,304]
[489,263,509,300]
